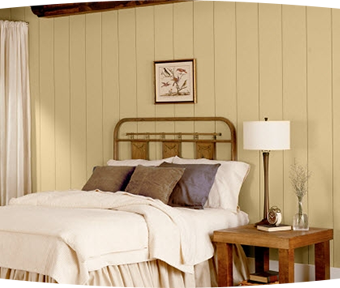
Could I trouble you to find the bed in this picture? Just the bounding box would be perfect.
[0,116,250,287]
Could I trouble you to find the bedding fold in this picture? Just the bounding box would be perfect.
[9,190,196,266]
[0,190,196,284]
[0,190,249,285]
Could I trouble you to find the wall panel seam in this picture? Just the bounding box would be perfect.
[257,3,261,121]
[53,19,56,190]
[99,13,104,167]
[134,8,138,120]
[84,15,88,178]
[331,8,335,242]
[235,2,238,133]
[68,16,72,187]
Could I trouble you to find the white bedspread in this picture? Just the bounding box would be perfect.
[0,190,249,285]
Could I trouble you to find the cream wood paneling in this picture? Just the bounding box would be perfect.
[2,1,340,268]
[154,4,175,122]
[154,4,175,158]
[136,6,155,117]
[194,1,215,117]
[173,2,195,118]
[307,6,333,265]
[118,9,137,159]
[258,3,284,262]
[214,1,237,160]
[118,9,137,119]
[25,6,41,193]
[173,2,194,60]
[136,7,156,159]
[173,2,195,158]
[259,4,284,216]
[214,1,237,121]
[85,13,104,177]
[332,8,340,269]
[307,6,333,227]
[193,1,215,139]
[39,18,55,191]
[70,15,87,189]
[102,11,120,164]
[282,5,309,264]
[236,2,261,224]
[154,3,175,122]
[54,17,71,190]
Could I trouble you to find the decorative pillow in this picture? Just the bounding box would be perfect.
[124,165,185,204]
[82,166,135,192]
[107,157,175,167]
[173,156,250,212]
[160,162,221,209]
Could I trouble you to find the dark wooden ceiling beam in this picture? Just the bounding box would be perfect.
[31,1,190,18]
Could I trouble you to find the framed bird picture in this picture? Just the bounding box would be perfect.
[154,59,196,104]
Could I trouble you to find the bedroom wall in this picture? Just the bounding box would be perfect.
[1,1,340,269]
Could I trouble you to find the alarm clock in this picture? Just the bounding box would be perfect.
[267,206,282,226]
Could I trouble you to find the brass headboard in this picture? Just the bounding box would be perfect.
[113,117,237,161]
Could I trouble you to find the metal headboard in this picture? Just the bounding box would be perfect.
[113,117,237,161]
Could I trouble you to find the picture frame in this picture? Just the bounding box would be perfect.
[154,59,196,104]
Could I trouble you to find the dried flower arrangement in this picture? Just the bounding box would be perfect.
[289,159,311,230]
[289,160,311,203]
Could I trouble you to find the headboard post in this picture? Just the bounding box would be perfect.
[113,117,237,161]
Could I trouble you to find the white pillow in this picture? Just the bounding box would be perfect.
[172,156,250,212]
[107,157,175,167]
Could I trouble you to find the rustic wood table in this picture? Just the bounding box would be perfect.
[213,224,333,286]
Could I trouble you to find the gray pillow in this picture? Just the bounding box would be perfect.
[124,165,185,204]
[82,166,135,192]
[160,162,221,209]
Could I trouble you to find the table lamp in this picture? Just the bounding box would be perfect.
[243,118,290,226]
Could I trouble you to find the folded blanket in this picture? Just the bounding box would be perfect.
[0,190,196,284]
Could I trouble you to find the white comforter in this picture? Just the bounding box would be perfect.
[0,190,248,285]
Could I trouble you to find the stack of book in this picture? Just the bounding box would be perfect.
[257,224,291,232]
[247,270,279,285]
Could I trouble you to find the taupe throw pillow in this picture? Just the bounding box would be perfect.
[124,165,185,204]
[82,166,135,192]
[160,162,221,209]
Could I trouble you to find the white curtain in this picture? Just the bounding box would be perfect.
[0,20,31,205]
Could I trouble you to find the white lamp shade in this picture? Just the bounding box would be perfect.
[243,120,290,151]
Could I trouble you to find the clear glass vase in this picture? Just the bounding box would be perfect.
[293,198,309,231]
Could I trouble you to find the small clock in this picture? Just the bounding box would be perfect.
[267,206,282,226]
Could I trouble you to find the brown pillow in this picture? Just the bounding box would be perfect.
[160,162,221,209]
[82,166,135,192]
[124,165,185,203]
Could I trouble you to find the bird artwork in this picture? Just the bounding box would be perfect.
[159,65,190,96]
[155,60,196,103]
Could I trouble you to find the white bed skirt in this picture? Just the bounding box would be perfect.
[0,260,207,287]
[0,244,249,287]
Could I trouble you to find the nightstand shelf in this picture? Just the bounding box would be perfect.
[213,224,333,287]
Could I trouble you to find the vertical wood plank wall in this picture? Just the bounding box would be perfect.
[1,2,339,268]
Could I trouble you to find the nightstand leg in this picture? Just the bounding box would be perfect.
[279,248,295,283]
[216,242,233,287]
[315,241,330,280]
[255,247,269,272]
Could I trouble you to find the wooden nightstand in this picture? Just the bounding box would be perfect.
[213,224,333,287]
